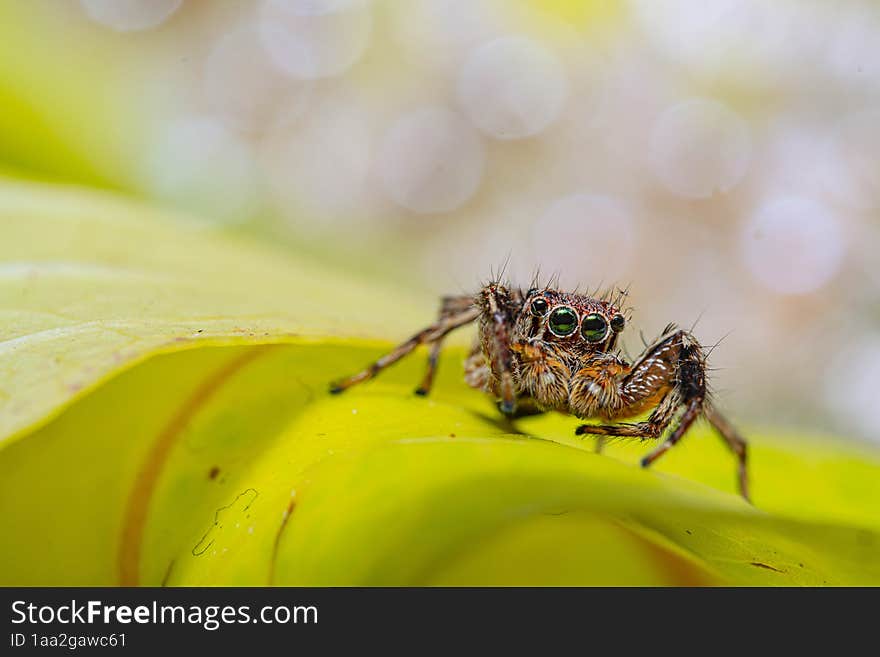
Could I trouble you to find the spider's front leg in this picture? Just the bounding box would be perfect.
[573,328,703,440]
[476,283,523,414]
[573,328,749,501]
[329,295,479,394]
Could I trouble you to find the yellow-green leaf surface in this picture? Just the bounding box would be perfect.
[0,178,428,444]
[1,178,879,586]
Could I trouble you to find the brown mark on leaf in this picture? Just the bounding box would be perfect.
[750,562,784,573]
[161,560,176,587]
[117,345,275,585]
[208,466,221,480]
[268,498,298,585]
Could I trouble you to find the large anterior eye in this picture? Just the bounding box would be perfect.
[530,297,549,316]
[548,306,578,337]
[581,313,608,342]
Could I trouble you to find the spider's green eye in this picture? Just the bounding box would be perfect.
[581,313,608,342]
[610,314,625,332]
[530,297,549,316]
[548,306,578,337]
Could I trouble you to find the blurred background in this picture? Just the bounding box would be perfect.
[0,0,878,444]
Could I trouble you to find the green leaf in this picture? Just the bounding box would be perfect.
[1,178,879,586]
[0,178,428,445]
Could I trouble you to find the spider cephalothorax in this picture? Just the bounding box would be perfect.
[330,281,749,501]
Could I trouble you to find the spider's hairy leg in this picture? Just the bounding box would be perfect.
[414,340,443,396]
[637,331,709,471]
[573,327,687,439]
[639,396,701,467]
[574,389,680,440]
[477,283,518,414]
[639,335,750,501]
[463,342,549,419]
[329,303,480,394]
[464,340,490,391]
[574,328,750,502]
[414,295,477,397]
[703,401,750,502]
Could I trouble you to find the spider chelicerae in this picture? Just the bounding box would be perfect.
[330,281,749,501]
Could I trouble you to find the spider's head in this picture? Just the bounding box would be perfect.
[520,288,626,353]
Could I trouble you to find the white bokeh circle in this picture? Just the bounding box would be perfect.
[740,196,846,295]
[389,0,501,72]
[628,0,806,87]
[203,25,312,134]
[259,0,373,80]
[650,99,751,199]
[823,110,880,212]
[457,36,568,140]
[80,0,182,32]
[263,98,373,223]
[376,107,486,214]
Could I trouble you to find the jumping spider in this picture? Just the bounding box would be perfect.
[330,282,749,501]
